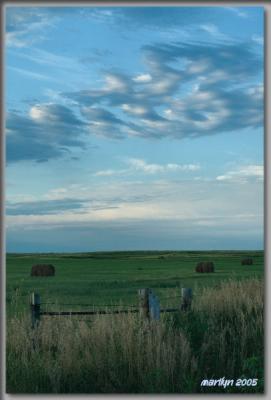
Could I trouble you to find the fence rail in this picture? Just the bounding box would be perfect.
[30,288,192,328]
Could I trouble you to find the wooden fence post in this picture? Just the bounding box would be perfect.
[138,289,160,321]
[30,292,41,328]
[138,288,151,319]
[149,292,160,321]
[180,288,192,311]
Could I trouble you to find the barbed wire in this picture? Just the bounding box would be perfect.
[41,302,138,308]
[40,292,193,309]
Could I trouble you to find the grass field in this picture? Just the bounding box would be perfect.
[6,250,264,393]
[6,250,263,316]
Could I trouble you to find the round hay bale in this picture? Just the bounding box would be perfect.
[241,258,253,265]
[31,264,55,277]
[195,262,204,273]
[195,261,214,273]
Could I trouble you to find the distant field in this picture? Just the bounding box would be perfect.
[6,250,264,316]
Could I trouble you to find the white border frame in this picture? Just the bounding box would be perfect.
[1,2,270,399]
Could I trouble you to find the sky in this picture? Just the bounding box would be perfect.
[5,6,264,252]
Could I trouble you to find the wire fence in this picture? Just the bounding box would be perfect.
[40,302,139,308]
[30,289,192,328]
[40,295,183,308]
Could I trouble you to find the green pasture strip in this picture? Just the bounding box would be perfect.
[6,250,264,317]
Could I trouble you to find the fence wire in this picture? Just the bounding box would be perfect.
[41,302,138,308]
[36,290,192,322]
[41,294,185,308]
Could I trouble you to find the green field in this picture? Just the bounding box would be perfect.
[7,250,263,316]
[6,250,264,394]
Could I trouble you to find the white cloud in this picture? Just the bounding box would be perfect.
[7,66,59,83]
[6,31,28,48]
[252,35,263,45]
[128,158,163,173]
[126,158,200,174]
[121,104,147,116]
[199,24,229,41]
[133,73,152,83]
[7,47,96,90]
[167,163,200,171]
[246,85,263,99]
[146,72,180,95]
[6,9,58,48]
[93,159,200,177]
[29,105,47,120]
[6,178,263,242]
[10,47,79,70]
[61,40,262,141]
[104,74,128,92]
[200,24,219,35]
[94,169,126,177]
[187,60,210,74]
[216,165,263,182]
[44,187,70,199]
[225,7,248,18]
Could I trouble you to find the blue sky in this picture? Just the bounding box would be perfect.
[5,6,264,252]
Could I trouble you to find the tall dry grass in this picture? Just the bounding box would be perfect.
[6,278,264,393]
